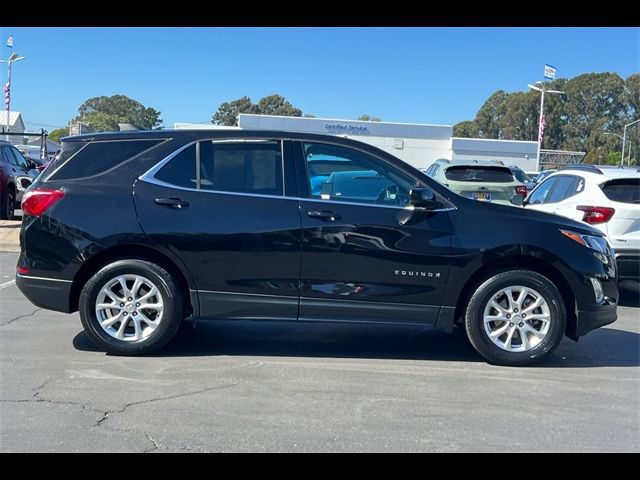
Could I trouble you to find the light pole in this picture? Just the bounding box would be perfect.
[0,52,26,142]
[528,81,564,167]
[621,118,640,167]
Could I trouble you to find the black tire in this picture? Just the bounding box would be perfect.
[464,270,566,366]
[1,187,15,220]
[79,259,184,355]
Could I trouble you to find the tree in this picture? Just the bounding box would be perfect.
[212,94,302,126]
[212,96,257,126]
[499,92,539,141]
[474,90,509,139]
[48,127,69,144]
[453,120,478,138]
[256,94,302,117]
[73,95,162,132]
[357,114,381,122]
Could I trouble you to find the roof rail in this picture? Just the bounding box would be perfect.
[559,163,603,174]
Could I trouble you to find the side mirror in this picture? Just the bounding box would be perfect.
[410,187,445,210]
[510,195,524,206]
[27,160,38,170]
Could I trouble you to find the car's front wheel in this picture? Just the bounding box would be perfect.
[464,270,566,366]
[79,259,184,355]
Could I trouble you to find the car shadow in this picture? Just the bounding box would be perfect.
[73,319,639,368]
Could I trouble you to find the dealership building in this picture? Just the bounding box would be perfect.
[176,114,543,171]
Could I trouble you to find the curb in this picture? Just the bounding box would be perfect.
[0,243,20,253]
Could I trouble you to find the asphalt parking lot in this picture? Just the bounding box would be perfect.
[0,251,638,452]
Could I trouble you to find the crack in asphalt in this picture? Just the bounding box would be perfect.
[93,380,243,429]
[143,434,161,453]
[0,308,42,327]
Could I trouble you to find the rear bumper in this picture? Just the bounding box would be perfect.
[15,273,73,313]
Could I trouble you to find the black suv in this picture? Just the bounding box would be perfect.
[0,140,40,219]
[16,130,618,365]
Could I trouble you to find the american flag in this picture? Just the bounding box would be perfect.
[3,81,9,111]
[538,113,546,143]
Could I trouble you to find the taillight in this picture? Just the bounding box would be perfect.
[577,205,615,224]
[515,185,527,197]
[21,189,64,217]
[17,266,29,274]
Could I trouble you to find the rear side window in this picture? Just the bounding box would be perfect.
[155,144,197,189]
[547,175,578,203]
[50,139,162,180]
[601,178,640,204]
[426,164,440,177]
[511,168,529,183]
[199,141,282,195]
[445,166,514,183]
[153,140,283,196]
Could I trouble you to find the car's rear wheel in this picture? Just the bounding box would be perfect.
[79,259,184,355]
[464,270,566,366]
[1,187,15,220]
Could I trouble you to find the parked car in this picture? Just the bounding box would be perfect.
[524,164,640,281]
[0,140,40,219]
[425,159,527,205]
[508,165,535,196]
[15,145,53,173]
[16,130,617,366]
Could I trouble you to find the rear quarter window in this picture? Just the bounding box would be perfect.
[445,166,514,183]
[47,139,163,180]
[601,178,640,204]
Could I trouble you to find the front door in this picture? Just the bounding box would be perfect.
[134,139,302,321]
[294,141,453,325]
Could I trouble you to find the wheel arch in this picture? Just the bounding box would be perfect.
[70,244,196,317]
[453,254,576,337]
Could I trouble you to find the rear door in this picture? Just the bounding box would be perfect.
[134,139,302,321]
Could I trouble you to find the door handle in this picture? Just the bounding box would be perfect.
[154,197,190,209]
[307,210,341,221]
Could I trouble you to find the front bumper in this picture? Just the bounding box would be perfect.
[16,273,73,313]
[572,302,617,338]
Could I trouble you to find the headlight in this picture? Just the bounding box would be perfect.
[560,230,611,254]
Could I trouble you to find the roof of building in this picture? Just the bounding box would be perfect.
[0,111,25,129]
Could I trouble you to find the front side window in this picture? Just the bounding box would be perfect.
[303,142,415,206]
[527,177,558,204]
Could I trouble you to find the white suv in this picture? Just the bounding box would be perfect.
[524,164,640,281]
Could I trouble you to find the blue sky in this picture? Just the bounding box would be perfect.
[0,27,638,132]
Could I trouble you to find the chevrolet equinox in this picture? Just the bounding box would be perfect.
[16,130,618,365]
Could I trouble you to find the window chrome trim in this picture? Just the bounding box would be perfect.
[139,138,457,212]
